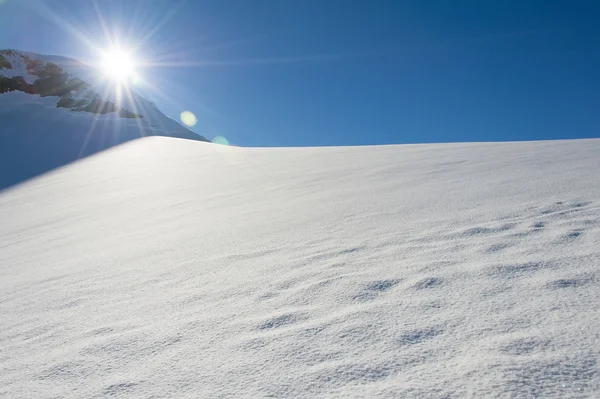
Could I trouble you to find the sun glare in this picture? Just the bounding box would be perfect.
[101,48,137,82]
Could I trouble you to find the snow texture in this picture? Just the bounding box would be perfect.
[1,137,599,398]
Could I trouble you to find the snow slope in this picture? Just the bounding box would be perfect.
[1,138,599,398]
[0,49,207,191]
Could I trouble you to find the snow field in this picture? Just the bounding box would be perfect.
[1,138,599,398]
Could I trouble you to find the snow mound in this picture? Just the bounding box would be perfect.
[0,49,208,191]
[0,138,599,397]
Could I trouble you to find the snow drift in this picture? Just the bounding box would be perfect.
[1,137,599,398]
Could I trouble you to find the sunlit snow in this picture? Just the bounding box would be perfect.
[1,137,599,397]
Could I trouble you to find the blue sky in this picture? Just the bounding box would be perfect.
[1,0,599,146]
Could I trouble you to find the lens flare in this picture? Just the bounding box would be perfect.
[180,111,197,127]
[212,136,230,145]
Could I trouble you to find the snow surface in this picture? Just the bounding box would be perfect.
[1,137,599,398]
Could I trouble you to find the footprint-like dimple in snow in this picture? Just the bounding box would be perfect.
[338,246,363,255]
[539,200,592,217]
[547,275,595,289]
[498,336,550,356]
[485,243,512,253]
[398,327,441,345]
[257,291,279,301]
[414,277,443,290]
[258,313,302,330]
[459,224,516,237]
[555,229,586,244]
[490,261,547,278]
[550,279,581,288]
[572,201,591,208]
[353,279,401,302]
[103,382,139,396]
[422,300,443,310]
[366,279,401,292]
[88,327,114,337]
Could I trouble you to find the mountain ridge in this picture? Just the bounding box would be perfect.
[0,49,209,191]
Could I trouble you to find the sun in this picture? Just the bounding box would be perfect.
[100,48,138,83]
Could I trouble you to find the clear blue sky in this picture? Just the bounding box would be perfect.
[1,0,599,146]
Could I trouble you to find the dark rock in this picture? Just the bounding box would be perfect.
[0,55,12,70]
[0,76,35,94]
[57,95,76,109]
[65,78,89,92]
[78,95,119,114]
[33,74,69,97]
[24,57,44,73]
[35,62,65,79]
[118,108,142,118]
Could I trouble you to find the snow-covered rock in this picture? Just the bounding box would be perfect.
[1,49,135,116]
[0,49,208,191]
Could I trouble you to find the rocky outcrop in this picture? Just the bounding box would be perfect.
[0,76,35,94]
[0,55,12,70]
[1,51,141,118]
[56,95,88,109]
